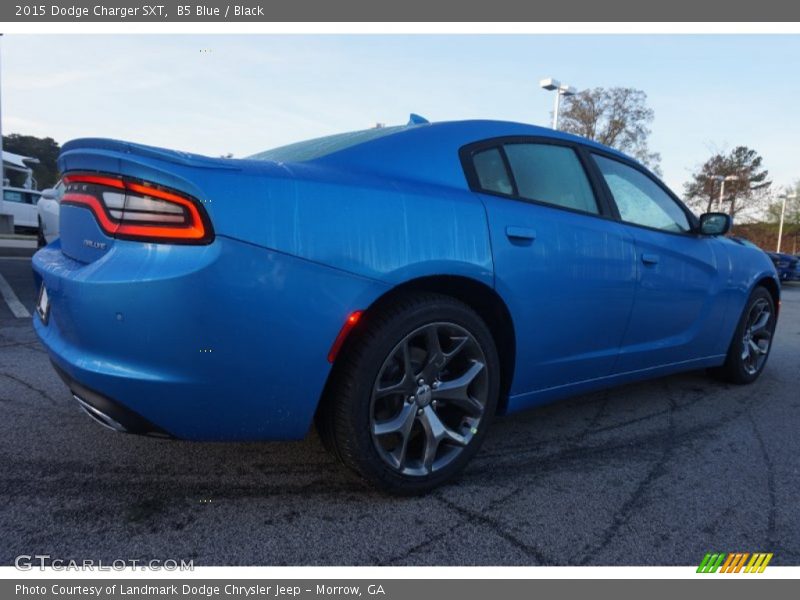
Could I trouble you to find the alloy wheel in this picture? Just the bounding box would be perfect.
[741,298,772,376]
[369,322,489,477]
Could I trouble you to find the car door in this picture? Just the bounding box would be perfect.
[462,139,638,396]
[590,153,728,373]
[23,192,41,228]
[2,189,39,229]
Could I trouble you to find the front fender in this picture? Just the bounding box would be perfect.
[715,237,780,348]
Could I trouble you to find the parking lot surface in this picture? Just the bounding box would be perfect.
[1,255,798,566]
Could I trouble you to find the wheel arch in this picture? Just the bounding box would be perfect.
[755,275,780,315]
[324,274,517,415]
[718,274,780,357]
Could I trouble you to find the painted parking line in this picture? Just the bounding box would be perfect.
[0,272,31,318]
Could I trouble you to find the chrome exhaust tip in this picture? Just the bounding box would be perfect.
[74,394,128,433]
[53,361,172,438]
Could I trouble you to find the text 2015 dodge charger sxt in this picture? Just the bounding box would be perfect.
[32,118,780,494]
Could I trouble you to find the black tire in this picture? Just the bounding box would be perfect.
[709,286,776,384]
[316,293,500,495]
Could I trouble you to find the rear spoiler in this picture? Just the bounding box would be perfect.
[59,138,241,173]
[57,138,243,203]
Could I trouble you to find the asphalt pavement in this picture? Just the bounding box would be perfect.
[1,254,798,566]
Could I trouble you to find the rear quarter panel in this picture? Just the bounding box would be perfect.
[204,163,495,287]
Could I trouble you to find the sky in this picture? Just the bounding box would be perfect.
[2,34,799,197]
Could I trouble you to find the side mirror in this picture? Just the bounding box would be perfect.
[40,188,57,200]
[699,212,732,236]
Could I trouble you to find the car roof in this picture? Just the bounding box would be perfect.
[253,119,635,189]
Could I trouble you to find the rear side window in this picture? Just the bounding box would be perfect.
[593,155,691,233]
[469,143,599,215]
[472,148,513,195]
[503,144,599,214]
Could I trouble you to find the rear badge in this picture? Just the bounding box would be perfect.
[83,239,107,250]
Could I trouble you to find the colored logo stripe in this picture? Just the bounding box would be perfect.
[697,552,773,573]
[697,553,726,573]
[720,553,749,573]
[744,553,773,573]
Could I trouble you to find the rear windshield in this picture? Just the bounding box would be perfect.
[248,125,408,163]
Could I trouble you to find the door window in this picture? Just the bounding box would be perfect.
[3,190,24,203]
[3,190,38,205]
[593,155,691,233]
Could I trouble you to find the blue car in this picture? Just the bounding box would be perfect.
[32,118,780,493]
[766,252,800,282]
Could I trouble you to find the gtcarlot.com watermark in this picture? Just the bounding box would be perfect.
[15,554,194,571]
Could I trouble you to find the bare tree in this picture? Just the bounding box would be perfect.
[684,146,771,218]
[558,87,661,173]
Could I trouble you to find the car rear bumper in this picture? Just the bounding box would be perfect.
[32,237,387,441]
[52,360,172,437]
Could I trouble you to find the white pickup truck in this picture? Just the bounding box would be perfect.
[1,186,42,233]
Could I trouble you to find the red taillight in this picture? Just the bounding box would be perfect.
[327,310,363,363]
[61,173,213,244]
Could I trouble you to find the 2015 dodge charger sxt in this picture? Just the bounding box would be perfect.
[32,118,780,494]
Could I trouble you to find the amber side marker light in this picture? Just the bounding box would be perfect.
[328,311,364,363]
[61,173,212,244]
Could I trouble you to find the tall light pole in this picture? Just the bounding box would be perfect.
[540,78,576,130]
[711,174,739,212]
[776,190,797,253]
[0,34,4,190]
